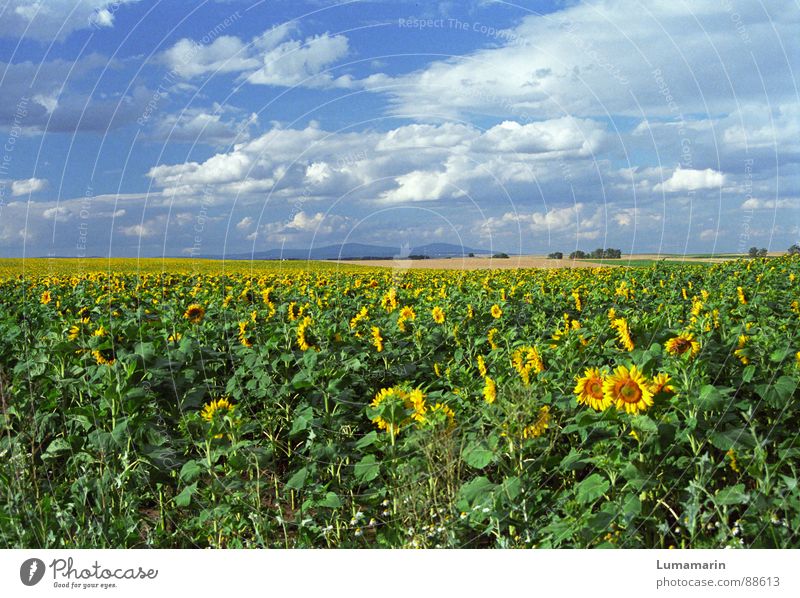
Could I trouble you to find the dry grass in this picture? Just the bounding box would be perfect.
[329,256,608,270]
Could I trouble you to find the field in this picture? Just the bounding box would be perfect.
[1,257,799,548]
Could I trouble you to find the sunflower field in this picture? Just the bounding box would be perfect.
[0,257,799,548]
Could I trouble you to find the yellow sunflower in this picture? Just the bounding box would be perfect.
[371,326,384,352]
[490,304,503,319]
[574,367,611,411]
[40,290,52,305]
[476,354,487,378]
[665,332,700,358]
[611,318,635,351]
[650,373,675,395]
[200,397,235,423]
[522,406,550,439]
[297,315,314,351]
[432,306,445,324]
[483,376,497,404]
[603,365,654,414]
[184,303,205,324]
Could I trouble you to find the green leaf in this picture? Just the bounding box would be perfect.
[695,385,730,411]
[285,467,309,490]
[179,460,202,482]
[708,427,756,451]
[462,441,494,469]
[630,415,658,435]
[575,473,610,504]
[42,437,71,460]
[715,484,748,505]
[741,365,756,383]
[623,494,642,517]
[355,431,378,449]
[318,492,342,509]
[354,455,380,483]
[290,405,314,437]
[458,476,497,507]
[174,482,197,507]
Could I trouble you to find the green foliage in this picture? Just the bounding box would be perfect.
[0,256,799,548]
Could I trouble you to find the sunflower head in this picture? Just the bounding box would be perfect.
[490,304,503,319]
[665,332,700,357]
[184,303,205,324]
[603,365,654,414]
[432,306,445,324]
[574,367,611,411]
[201,397,235,423]
[650,372,675,395]
[483,376,497,404]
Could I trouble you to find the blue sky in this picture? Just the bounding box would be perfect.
[0,0,797,257]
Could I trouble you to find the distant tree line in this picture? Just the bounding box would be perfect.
[548,248,623,260]
[748,247,769,258]
[787,244,800,256]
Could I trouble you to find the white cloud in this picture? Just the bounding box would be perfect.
[654,167,726,192]
[246,32,351,88]
[11,177,47,196]
[364,1,799,119]
[237,216,254,230]
[147,118,609,206]
[42,206,70,221]
[699,229,717,241]
[741,198,796,210]
[0,1,141,41]
[161,23,352,89]
[162,36,261,79]
[148,109,257,145]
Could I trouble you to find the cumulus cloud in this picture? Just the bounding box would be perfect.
[148,108,258,145]
[160,23,352,88]
[654,167,726,192]
[11,177,47,196]
[741,198,796,210]
[147,118,608,206]
[161,36,261,79]
[364,1,799,119]
[0,1,141,41]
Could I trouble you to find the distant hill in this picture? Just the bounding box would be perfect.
[204,242,489,261]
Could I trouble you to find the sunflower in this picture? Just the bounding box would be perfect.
[511,346,544,385]
[92,349,116,366]
[200,397,235,423]
[297,315,314,351]
[572,290,582,312]
[522,406,550,439]
[603,365,654,414]
[737,286,747,305]
[487,328,499,350]
[371,326,384,352]
[650,373,675,395]
[369,386,427,435]
[734,334,749,364]
[483,376,497,404]
[184,303,205,324]
[574,367,611,411]
[490,304,503,319]
[665,332,700,358]
[67,325,81,341]
[466,304,474,319]
[238,320,252,347]
[431,306,445,324]
[397,305,416,332]
[426,402,456,428]
[476,354,487,378]
[611,318,635,351]
[40,290,52,305]
[287,301,300,321]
